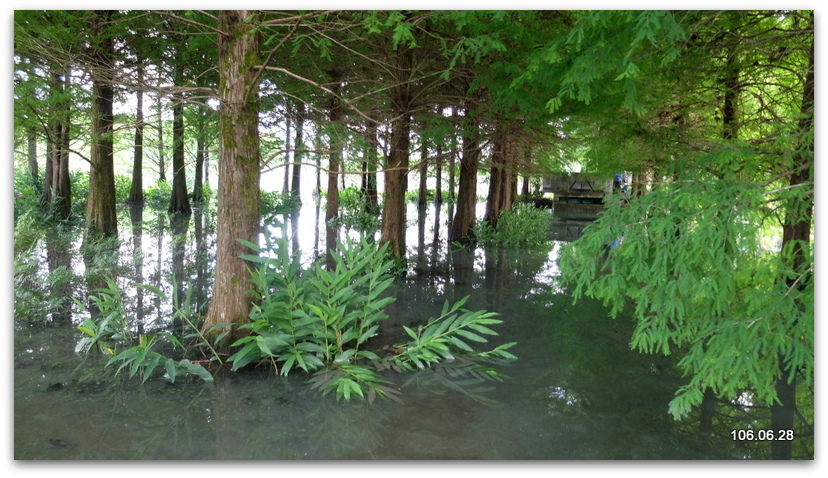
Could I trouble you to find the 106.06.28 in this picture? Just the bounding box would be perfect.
[731,429,794,441]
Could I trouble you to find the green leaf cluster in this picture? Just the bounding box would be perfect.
[74,278,214,384]
[475,202,555,250]
[228,235,398,400]
[560,173,812,419]
[228,235,517,402]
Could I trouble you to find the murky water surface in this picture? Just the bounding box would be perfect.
[13,202,791,459]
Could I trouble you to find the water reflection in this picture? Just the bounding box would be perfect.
[14,199,809,459]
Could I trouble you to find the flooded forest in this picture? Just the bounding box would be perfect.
[12,10,813,460]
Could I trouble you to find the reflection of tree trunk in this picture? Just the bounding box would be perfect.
[771,23,813,461]
[431,203,441,268]
[416,205,426,272]
[193,207,208,317]
[202,10,262,344]
[170,212,190,336]
[155,211,166,321]
[129,204,145,334]
[45,230,72,324]
[450,246,474,302]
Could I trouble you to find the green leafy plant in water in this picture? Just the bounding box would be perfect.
[228,235,518,403]
[74,278,214,383]
[379,294,517,379]
[328,186,381,233]
[475,202,555,250]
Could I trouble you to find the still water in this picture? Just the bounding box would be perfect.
[13,201,778,459]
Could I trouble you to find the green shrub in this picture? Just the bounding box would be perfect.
[475,202,555,249]
[74,278,214,384]
[228,235,517,402]
[329,186,381,233]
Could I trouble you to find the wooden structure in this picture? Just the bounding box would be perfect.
[542,173,613,205]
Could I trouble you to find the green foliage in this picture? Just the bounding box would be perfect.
[329,186,381,233]
[74,278,214,384]
[559,175,813,419]
[112,174,131,203]
[228,235,397,400]
[475,202,555,250]
[261,190,301,219]
[228,235,517,402]
[13,168,42,222]
[144,180,172,209]
[380,295,517,377]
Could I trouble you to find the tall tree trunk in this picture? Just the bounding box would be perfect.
[156,95,166,182]
[291,101,304,205]
[434,143,443,204]
[485,123,516,228]
[326,70,343,269]
[168,93,192,214]
[449,93,481,244]
[128,64,145,204]
[362,118,380,213]
[43,67,72,219]
[771,23,814,460]
[27,129,38,184]
[192,107,206,203]
[418,141,428,207]
[380,44,413,259]
[85,11,117,240]
[283,107,292,193]
[202,10,262,343]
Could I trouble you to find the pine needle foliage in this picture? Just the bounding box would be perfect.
[560,153,813,419]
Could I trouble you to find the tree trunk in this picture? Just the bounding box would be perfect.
[449,95,481,244]
[291,101,304,205]
[192,108,206,203]
[380,44,413,259]
[418,141,428,207]
[43,67,72,219]
[202,10,262,344]
[434,143,443,204]
[85,11,117,240]
[380,109,411,259]
[283,108,292,193]
[771,23,814,460]
[485,122,516,228]
[27,129,38,183]
[362,118,380,213]
[168,93,192,214]
[156,95,166,182]
[325,70,343,268]
[128,64,145,204]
